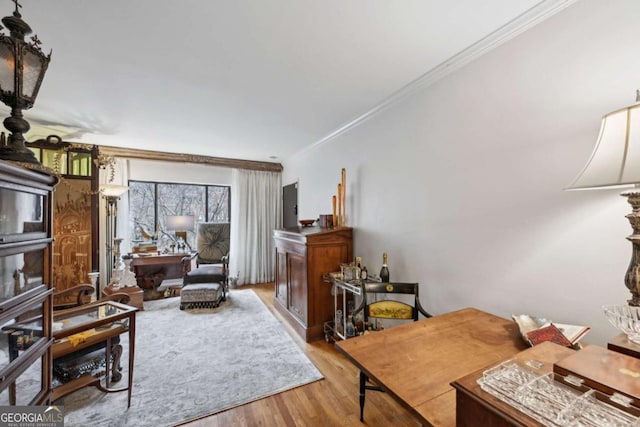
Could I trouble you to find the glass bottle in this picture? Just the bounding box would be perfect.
[346,315,355,337]
[354,256,362,280]
[380,252,390,282]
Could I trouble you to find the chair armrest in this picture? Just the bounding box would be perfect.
[99,292,131,305]
[221,255,229,274]
[416,298,432,318]
[182,251,197,262]
[180,252,197,267]
[53,285,95,308]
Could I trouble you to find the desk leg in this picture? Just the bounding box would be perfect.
[9,382,16,406]
[105,337,112,389]
[128,314,136,408]
[7,333,18,405]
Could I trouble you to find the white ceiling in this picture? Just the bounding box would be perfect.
[12,0,572,163]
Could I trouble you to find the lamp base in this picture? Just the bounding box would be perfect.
[622,190,640,306]
[174,231,187,242]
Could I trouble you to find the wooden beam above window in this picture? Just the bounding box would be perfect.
[97,145,283,172]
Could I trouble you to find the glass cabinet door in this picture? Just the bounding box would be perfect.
[0,249,46,307]
[0,186,47,243]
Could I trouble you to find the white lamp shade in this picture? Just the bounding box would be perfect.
[569,103,640,190]
[165,215,195,231]
[100,184,129,197]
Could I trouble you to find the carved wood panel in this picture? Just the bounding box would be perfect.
[52,178,93,298]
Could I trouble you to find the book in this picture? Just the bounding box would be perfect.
[525,323,573,347]
[512,314,590,347]
[540,322,590,345]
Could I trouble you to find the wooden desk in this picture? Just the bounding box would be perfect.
[335,307,527,426]
[130,253,193,300]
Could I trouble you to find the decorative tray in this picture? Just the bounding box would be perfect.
[478,359,640,426]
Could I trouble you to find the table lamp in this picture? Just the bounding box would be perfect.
[567,92,640,306]
[165,215,195,252]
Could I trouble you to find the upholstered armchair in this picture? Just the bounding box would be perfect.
[194,222,230,267]
[180,223,230,308]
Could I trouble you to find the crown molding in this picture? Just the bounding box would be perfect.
[292,0,578,160]
[98,145,283,172]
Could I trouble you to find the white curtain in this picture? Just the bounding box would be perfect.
[229,169,282,286]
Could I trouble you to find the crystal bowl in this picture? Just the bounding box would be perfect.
[602,304,640,344]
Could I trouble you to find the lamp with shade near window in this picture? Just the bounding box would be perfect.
[0,0,51,164]
[568,91,640,306]
[165,215,195,252]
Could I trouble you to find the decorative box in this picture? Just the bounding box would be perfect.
[553,345,640,412]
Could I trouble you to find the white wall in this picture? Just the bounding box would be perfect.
[127,159,233,185]
[282,0,640,346]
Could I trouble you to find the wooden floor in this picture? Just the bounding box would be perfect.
[178,283,422,427]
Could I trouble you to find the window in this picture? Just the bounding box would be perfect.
[128,180,230,252]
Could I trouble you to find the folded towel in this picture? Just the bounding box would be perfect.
[68,328,96,347]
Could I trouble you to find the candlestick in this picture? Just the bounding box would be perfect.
[341,168,346,225]
[337,183,342,227]
[332,195,337,228]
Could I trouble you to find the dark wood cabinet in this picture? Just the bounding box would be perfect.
[273,226,352,342]
[0,160,56,405]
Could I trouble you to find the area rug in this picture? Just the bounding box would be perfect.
[60,289,324,426]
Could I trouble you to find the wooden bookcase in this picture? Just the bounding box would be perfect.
[273,226,352,342]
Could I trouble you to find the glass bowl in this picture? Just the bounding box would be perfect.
[602,304,640,344]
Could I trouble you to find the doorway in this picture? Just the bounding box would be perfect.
[282,182,298,228]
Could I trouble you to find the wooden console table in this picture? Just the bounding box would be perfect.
[336,307,527,425]
[130,252,194,300]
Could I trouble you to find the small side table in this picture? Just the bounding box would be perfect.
[51,301,138,407]
[103,285,144,310]
[608,333,640,359]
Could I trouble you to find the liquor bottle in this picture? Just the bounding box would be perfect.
[380,252,390,282]
[361,266,368,280]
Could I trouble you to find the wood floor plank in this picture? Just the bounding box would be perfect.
[177,283,421,427]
